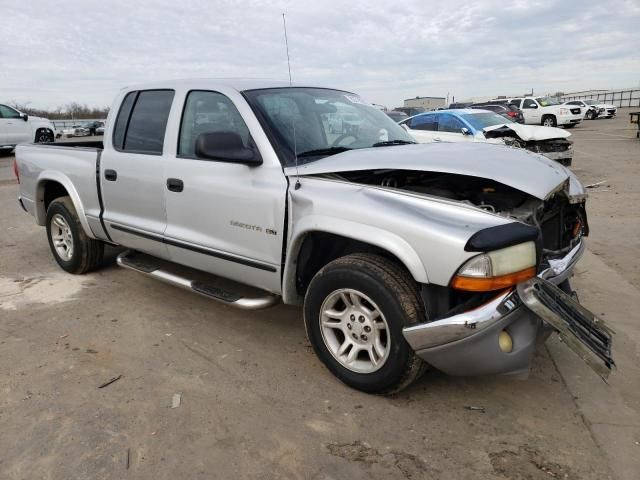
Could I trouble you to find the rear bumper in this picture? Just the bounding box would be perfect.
[403,240,586,377]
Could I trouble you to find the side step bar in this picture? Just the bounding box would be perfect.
[116,250,280,310]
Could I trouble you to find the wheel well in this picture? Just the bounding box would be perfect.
[34,127,53,142]
[42,181,69,212]
[295,231,411,297]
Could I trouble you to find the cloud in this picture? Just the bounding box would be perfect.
[0,0,638,109]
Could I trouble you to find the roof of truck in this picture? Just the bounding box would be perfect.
[121,78,343,93]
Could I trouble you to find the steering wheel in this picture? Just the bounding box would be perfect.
[331,133,358,147]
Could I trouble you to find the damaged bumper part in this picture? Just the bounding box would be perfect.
[518,278,615,379]
[403,289,547,376]
[403,243,614,379]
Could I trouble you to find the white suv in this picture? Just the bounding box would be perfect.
[0,104,57,152]
[506,96,583,128]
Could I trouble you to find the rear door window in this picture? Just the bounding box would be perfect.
[114,89,175,154]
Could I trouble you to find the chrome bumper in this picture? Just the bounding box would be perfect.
[402,240,587,376]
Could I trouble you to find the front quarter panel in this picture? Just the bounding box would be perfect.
[283,177,514,303]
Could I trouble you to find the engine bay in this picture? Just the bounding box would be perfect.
[324,169,587,256]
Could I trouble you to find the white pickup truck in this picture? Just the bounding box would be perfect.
[0,103,56,152]
[14,79,613,393]
[506,97,583,128]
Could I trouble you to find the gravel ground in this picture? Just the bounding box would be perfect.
[0,114,638,479]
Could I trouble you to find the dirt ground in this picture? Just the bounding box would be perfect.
[1,114,638,479]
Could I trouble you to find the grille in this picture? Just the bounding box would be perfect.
[570,108,581,114]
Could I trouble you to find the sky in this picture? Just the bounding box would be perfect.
[1,0,639,110]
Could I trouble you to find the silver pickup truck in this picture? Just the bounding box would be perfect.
[14,79,614,393]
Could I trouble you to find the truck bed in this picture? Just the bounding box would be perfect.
[15,141,107,239]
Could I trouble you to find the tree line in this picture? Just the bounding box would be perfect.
[9,101,109,120]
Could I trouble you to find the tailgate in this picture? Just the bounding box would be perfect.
[517,278,615,380]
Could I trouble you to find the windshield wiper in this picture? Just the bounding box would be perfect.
[297,146,352,158]
[372,140,416,147]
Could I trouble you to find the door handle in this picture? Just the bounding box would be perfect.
[104,169,117,181]
[166,178,184,192]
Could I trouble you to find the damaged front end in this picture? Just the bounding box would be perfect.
[404,277,615,380]
[484,126,574,166]
[319,169,612,378]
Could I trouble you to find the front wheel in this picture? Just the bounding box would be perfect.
[35,129,54,143]
[542,115,557,127]
[46,196,104,274]
[585,110,594,120]
[304,253,426,394]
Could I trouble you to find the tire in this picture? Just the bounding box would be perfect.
[35,129,53,143]
[542,115,557,127]
[585,110,594,120]
[304,253,427,394]
[46,196,104,274]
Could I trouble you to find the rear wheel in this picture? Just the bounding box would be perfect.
[304,253,427,394]
[542,115,557,127]
[46,196,104,274]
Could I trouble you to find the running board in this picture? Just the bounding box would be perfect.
[116,250,280,310]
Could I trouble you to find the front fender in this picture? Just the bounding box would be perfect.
[282,215,428,305]
[35,170,95,239]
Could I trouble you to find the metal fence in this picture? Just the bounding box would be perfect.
[52,119,107,129]
[560,89,640,108]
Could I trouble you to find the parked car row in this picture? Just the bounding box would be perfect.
[60,121,105,138]
[387,96,618,130]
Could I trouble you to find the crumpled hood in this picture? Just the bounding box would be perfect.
[482,123,571,141]
[287,142,580,201]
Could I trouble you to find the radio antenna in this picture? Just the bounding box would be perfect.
[282,13,301,190]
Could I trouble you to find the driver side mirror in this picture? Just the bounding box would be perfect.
[461,127,471,135]
[195,131,262,166]
[20,113,28,122]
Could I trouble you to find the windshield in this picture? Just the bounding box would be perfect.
[461,112,514,129]
[536,96,559,107]
[243,87,414,166]
[584,99,598,106]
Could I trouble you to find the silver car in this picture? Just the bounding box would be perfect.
[14,80,614,393]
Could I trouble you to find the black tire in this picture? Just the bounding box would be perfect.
[35,129,53,143]
[541,115,557,127]
[304,253,427,394]
[585,110,594,120]
[46,196,104,274]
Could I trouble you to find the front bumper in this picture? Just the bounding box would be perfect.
[558,113,583,126]
[540,148,573,166]
[402,239,613,377]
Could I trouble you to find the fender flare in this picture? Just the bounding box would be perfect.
[35,170,96,239]
[282,215,429,305]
